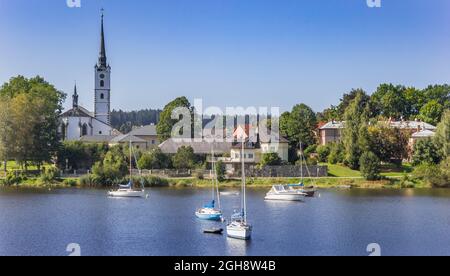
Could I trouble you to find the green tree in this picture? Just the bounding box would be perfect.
[0,76,65,170]
[316,145,330,163]
[418,100,444,126]
[279,104,317,158]
[342,93,370,169]
[215,160,226,182]
[0,96,12,172]
[359,151,381,181]
[156,97,192,142]
[366,123,408,165]
[435,110,450,158]
[172,146,196,169]
[337,89,371,119]
[138,148,170,170]
[260,153,282,167]
[370,84,408,119]
[328,143,344,164]
[92,146,128,185]
[412,139,441,166]
[56,141,109,170]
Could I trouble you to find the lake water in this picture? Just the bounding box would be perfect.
[0,187,450,256]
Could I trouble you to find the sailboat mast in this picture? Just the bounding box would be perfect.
[242,136,247,223]
[300,141,303,183]
[129,140,132,180]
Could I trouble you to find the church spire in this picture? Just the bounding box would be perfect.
[98,9,107,67]
[72,83,79,109]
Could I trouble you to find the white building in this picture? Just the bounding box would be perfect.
[59,13,114,141]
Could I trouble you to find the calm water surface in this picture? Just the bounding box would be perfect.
[0,187,450,256]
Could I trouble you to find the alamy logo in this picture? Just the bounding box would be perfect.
[67,0,81,8]
[66,243,81,256]
[367,243,381,256]
[367,0,382,8]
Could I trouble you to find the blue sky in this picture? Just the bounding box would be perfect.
[1,0,450,113]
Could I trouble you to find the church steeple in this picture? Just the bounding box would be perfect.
[98,10,107,68]
[72,83,79,109]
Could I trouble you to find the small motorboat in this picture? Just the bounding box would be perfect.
[220,191,240,196]
[265,185,307,201]
[203,228,224,235]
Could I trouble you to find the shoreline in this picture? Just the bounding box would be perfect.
[0,176,432,190]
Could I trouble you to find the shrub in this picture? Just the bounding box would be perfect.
[39,167,60,184]
[359,151,381,180]
[412,138,442,166]
[63,178,78,187]
[138,148,170,170]
[215,160,226,182]
[328,143,344,164]
[304,144,317,157]
[195,171,204,180]
[413,158,450,188]
[2,171,23,186]
[316,145,330,163]
[260,153,282,167]
[172,146,196,169]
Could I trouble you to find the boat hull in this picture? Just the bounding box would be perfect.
[264,193,305,201]
[227,225,252,240]
[108,190,145,198]
[195,212,223,221]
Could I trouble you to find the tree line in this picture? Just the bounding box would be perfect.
[0,76,65,172]
[111,109,161,134]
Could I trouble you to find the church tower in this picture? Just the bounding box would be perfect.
[94,11,111,125]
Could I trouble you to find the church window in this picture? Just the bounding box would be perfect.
[82,124,88,136]
[100,80,105,87]
[100,93,104,99]
[99,74,105,79]
[99,131,102,135]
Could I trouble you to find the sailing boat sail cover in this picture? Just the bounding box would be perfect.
[120,181,132,189]
[204,200,215,208]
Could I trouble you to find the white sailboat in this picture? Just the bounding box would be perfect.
[227,126,252,240]
[108,140,145,198]
[196,147,223,221]
[264,185,307,201]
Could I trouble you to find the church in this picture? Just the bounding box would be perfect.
[59,13,115,141]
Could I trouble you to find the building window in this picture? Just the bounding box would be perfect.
[99,131,102,135]
[100,80,105,87]
[81,124,88,136]
[248,154,254,159]
[100,93,104,99]
[152,140,155,144]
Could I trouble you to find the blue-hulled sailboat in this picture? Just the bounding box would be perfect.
[195,148,223,221]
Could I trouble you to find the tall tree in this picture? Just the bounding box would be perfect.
[279,103,317,152]
[370,84,408,119]
[157,97,192,142]
[337,89,371,120]
[418,100,444,126]
[435,110,450,159]
[0,76,65,170]
[0,96,12,171]
[342,93,370,169]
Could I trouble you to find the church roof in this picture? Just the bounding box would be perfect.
[61,106,94,118]
[98,12,107,68]
[159,138,232,154]
[79,135,117,143]
[128,125,157,136]
[110,133,147,143]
